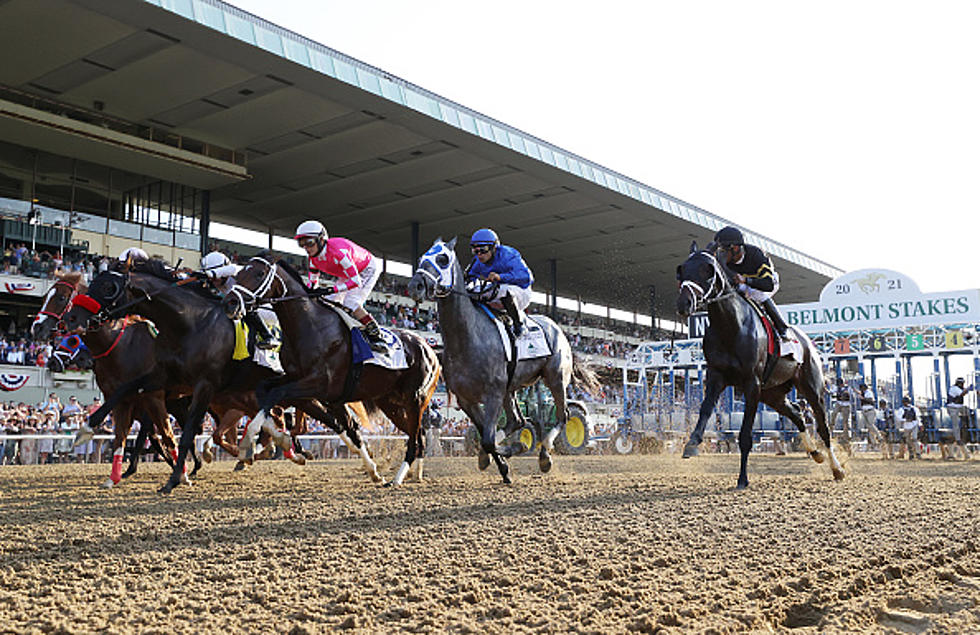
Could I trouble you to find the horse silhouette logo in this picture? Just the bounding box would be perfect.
[853,272,885,294]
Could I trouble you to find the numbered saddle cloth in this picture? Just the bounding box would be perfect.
[478,305,551,362]
[351,326,408,370]
[232,308,284,374]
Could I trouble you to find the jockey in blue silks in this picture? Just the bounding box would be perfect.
[464,228,534,336]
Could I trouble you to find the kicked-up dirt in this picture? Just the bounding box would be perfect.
[0,453,979,633]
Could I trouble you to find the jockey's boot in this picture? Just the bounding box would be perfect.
[501,292,525,337]
[762,298,791,342]
[359,314,388,353]
[244,312,280,350]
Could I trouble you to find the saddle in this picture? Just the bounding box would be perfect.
[744,298,803,386]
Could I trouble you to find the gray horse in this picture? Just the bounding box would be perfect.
[408,237,598,483]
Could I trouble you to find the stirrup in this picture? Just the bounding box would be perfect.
[256,337,280,350]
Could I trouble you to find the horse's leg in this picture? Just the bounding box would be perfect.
[159,383,213,494]
[797,370,845,481]
[540,365,572,473]
[761,388,823,463]
[121,408,153,480]
[683,370,727,458]
[144,395,183,477]
[292,409,313,460]
[464,398,511,484]
[102,403,134,488]
[736,379,761,490]
[296,399,383,484]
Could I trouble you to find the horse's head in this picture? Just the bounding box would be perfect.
[223,254,282,320]
[409,237,458,302]
[61,269,129,333]
[48,334,93,373]
[676,242,731,318]
[31,272,83,341]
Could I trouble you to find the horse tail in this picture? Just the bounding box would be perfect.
[571,353,601,398]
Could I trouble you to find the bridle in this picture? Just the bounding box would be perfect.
[35,279,79,332]
[679,250,736,311]
[227,255,290,316]
[414,244,457,299]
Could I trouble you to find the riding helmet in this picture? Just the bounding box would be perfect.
[714,226,744,247]
[295,220,328,241]
[470,228,499,247]
[201,251,230,271]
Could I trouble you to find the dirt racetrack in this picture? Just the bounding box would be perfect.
[1,453,979,634]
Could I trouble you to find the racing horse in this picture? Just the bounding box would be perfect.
[676,242,844,488]
[57,260,373,493]
[224,255,442,486]
[407,238,599,484]
[32,273,186,487]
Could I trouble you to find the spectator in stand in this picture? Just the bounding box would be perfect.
[40,392,62,422]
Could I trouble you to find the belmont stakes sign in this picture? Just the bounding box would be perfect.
[783,269,980,333]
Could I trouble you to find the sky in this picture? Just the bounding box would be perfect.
[223,0,979,295]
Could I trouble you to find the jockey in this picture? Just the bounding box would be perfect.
[294,220,386,353]
[200,250,280,350]
[463,228,534,336]
[118,247,148,262]
[713,226,791,342]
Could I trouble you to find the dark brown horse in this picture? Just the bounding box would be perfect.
[60,260,385,492]
[225,255,442,486]
[676,244,844,488]
[32,272,184,487]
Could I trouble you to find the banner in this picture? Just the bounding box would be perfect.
[4,281,35,294]
[782,269,980,333]
[0,373,30,391]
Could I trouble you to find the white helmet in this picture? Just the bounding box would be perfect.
[201,251,230,271]
[118,247,148,262]
[295,220,327,241]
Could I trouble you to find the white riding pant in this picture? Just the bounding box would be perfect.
[486,283,532,311]
[328,257,380,311]
[741,273,780,303]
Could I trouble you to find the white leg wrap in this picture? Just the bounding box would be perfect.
[393,461,410,486]
[240,411,264,454]
[543,427,560,451]
[341,432,383,483]
[800,431,817,454]
[113,447,125,457]
[413,458,424,482]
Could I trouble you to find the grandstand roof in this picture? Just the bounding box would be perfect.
[0,0,843,318]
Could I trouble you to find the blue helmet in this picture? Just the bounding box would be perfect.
[470,228,499,247]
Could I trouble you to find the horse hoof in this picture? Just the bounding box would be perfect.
[682,444,700,459]
[233,461,247,472]
[832,467,846,481]
[810,450,825,464]
[502,474,513,485]
[201,449,213,464]
[158,482,176,495]
[736,481,749,490]
[288,453,306,466]
[538,453,553,473]
[478,452,490,471]
[382,481,395,489]
[100,478,114,489]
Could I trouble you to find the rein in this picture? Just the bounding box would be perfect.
[79,274,198,329]
[681,251,738,312]
[90,316,159,360]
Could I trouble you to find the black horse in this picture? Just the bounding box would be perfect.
[224,255,442,486]
[676,243,844,488]
[59,260,358,493]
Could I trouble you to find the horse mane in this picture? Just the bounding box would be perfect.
[126,257,177,281]
[275,258,309,292]
[55,271,84,287]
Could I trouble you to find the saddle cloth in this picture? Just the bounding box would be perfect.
[232,308,284,374]
[351,326,408,370]
[479,305,551,362]
[746,299,804,363]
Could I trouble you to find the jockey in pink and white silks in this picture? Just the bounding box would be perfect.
[464,228,534,336]
[294,220,386,352]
